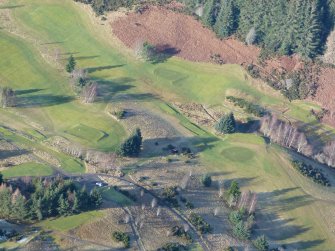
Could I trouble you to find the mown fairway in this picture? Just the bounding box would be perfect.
[0,0,334,250]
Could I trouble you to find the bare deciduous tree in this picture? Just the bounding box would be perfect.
[1,87,16,108]
[248,193,257,215]
[81,81,98,103]
[246,27,257,45]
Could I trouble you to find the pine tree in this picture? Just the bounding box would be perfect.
[214,0,237,38]
[90,187,102,208]
[12,190,27,220]
[0,185,12,218]
[202,0,217,27]
[118,128,143,157]
[0,172,3,184]
[72,190,80,213]
[253,235,269,251]
[66,54,76,73]
[298,2,322,58]
[228,181,241,200]
[35,198,43,220]
[58,194,71,216]
[215,112,236,134]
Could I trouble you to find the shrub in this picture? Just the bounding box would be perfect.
[112,109,126,119]
[188,212,212,234]
[226,96,267,117]
[229,210,243,225]
[112,231,130,248]
[253,235,269,251]
[201,174,212,187]
[162,186,179,207]
[157,242,187,251]
[232,221,250,240]
[171,225,192,241]
[292,160,330,186]
[185,201,194,209]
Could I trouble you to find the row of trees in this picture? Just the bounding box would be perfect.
[0,176,102,221]
[260,115,335,169]
[74,0,139,14]
[201,0,332,59]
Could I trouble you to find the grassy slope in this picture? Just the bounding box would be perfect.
[201,134,335,250]
[2,0,335,250]
[39,210,104,232]
[0,29,125,152]
[1,162,53,178]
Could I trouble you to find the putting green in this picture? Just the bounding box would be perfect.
[66,124,106,142]
[221,146,255,162]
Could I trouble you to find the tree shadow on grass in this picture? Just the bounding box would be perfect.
[86,64,125,73]
[286,239,325,250]
[141,136,219,158]
[151,44,180,64]
[74,55,100,61]
[41,41,64,45]
[95,78,135,102]
[15,88,44,95]
[0,149,30,160]
[0,5,24,9]
[253,188,315,246]
[16,94,74,108]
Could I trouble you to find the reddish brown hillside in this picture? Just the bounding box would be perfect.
[112,6,335,126]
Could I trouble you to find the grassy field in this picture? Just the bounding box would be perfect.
[0,0,334,250]
[1,162,53,178]
[39,210,104,232]
[101,187,134,206]
[200,133,335,250]
[0,29,125,152]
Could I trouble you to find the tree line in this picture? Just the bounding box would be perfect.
[260,115,335,169]
[200,0,333,59]
[0,176,102,221]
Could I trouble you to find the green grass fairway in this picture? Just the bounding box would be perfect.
[39,210,104,232]
[1,162,53,178]
[102,187,134,206]
[2,1,335,249]
[0,30,125,152]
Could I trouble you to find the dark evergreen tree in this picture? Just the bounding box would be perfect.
[202,0,217,27]
[66,54,76,73]
[0,185,12,218]
[215,112,236,134]
[228,181,241,200]
[0,172,3,184]
[12,191,27,220]
[58,194,71,216]
[253,235,269,251]
[214,0,238,38]
[90,187,103,208]
[118,128,143,157]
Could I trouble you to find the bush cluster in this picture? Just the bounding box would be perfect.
[226,96,267,117]
[292,160,331,187]
[112,231,130,248]
[188,212,212,234]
